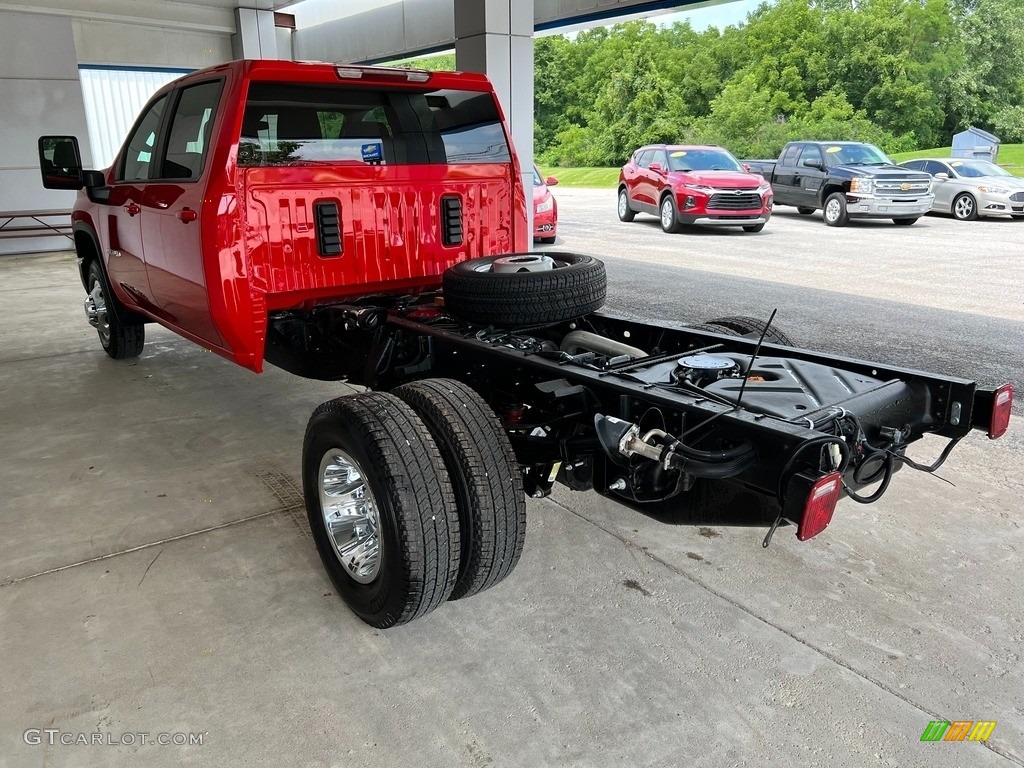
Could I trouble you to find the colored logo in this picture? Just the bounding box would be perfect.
[361,143,382,162]
[920,721,996,742]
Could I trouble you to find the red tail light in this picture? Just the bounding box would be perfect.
[796,472,842,541]
[989,384,1012,439]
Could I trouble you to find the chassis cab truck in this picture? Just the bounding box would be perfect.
[40,61,1012,628]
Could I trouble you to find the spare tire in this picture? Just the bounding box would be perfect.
[443,252,606,327]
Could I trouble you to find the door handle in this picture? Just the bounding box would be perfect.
[124,202,141,216]
[177,208,197,223]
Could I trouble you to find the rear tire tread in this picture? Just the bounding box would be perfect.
[303,393,460,627]
[393,379,526,600]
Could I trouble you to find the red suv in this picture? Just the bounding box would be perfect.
[618,144,772,233]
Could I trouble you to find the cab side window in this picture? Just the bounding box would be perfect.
[799,145,823,168]
[780,144,801,168]
[161,81,223,181]
[119,95,168,182]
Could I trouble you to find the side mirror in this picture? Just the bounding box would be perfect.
[38,135,84,190]
[545,176,559,186]
[742,163,751,172]
[934,172,949,180]
[801,158,823,171]
[648,162,663,172]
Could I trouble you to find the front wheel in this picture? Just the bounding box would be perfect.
[952,192,979,221]
[660,195,681,234]
[617,188,636,222]
[86,260,144,359]
[302,392,461,628]
[892,217,918,226]
[742,223,766,233]
[823,192,849,227]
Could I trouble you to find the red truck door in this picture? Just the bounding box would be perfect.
[103,94,169,309]
[141,80,226,349]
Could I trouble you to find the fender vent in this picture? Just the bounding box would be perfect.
[314,200,342,257]
[441,195,463,246]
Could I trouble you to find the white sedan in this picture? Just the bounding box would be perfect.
[900,157,1024,221]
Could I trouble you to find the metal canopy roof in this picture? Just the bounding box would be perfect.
[0,0,721,38]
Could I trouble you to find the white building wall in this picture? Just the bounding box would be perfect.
[276,27,294,61]
[72,18,233,68]
[0,10,93,255]
[0,9,233,254]
[294,0,455,63]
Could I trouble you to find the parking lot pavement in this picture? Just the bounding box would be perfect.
[1,253,1022,767]
[550,188,1024,322]
[545,187,1024,411]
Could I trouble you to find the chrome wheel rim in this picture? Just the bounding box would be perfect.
[470,255,567,273]
[954,196,973,219]
[486,254,555,274]
[618,191,628,218]
[319,449,382,584]
[661,199,674,229]
[85,279,110,343]
[825,198,841,222]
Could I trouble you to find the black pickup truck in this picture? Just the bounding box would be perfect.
[745,141,934,226]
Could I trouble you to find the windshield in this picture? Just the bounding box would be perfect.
[823,144,892,166]
[949,160,1011,178]
[532,165,543,186]
[667,148,743,172]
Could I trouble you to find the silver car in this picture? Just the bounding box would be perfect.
[900,158,1024,221]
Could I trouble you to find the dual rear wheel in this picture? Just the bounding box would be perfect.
[302,380,526,628]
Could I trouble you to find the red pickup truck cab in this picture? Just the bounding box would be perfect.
[39,59,528,374]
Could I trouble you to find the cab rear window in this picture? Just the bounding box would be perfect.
[238,83,511,167]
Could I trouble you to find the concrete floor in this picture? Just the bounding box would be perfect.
[1,252,1022,767]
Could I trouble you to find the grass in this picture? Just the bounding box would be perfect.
[540,143,1024,185]
[538,167,620,188]
[883,143,1022,176]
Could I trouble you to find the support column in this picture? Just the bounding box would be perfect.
[232,8,278,59]
[455,0,534,247]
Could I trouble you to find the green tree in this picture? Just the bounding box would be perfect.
[533,0,1020,167]
[942,0,1024,135]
